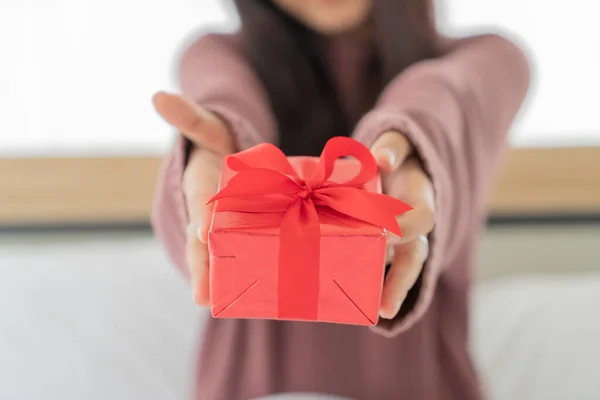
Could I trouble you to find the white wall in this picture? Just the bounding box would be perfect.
[0,0,236,157]
[441,0,600,147]
[0,0,598,157]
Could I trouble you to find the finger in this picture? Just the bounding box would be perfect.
[182,149,222,305]
[186,223,210,305]
[199,202,214,245]
[379,236,430,319]
[385,245,394,265]
[183,148,222,242]
[385,159,435,245]
[387,202,435,245]
[186,191,216,244]
[370,131,413,173]
[152,91,234,154]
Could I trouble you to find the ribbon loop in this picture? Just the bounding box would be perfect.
[312,136,378,186]
[208,169,300,203]
[226,143,297,177]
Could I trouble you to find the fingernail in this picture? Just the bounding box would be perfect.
[192,282,203,305]
[193,289,201,305]
[199,227,209,244]
[376,148,397,170]
[186,222,199,239]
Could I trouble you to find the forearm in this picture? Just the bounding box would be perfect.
[354,33,531,335]
[356,33,530,261]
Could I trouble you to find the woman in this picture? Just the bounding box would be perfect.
[152,0,530,399]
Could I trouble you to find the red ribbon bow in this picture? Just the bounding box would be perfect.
[208,136,412,321]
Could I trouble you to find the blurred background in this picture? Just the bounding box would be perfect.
[0,1,599,399]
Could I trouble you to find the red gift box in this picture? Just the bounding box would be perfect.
[207,137,411,326]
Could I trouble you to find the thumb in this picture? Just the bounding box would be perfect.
[153,91,234,155]
[370,131,413,173]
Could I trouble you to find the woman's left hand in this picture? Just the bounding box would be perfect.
[370,132,436,320]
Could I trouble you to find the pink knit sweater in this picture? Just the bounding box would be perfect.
[152,32,530,400]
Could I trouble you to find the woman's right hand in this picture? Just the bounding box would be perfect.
[153,92,235,306]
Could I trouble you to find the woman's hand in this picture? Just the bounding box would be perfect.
[153,93,432,317]
[370,132,436,320]
[153,92,235,306]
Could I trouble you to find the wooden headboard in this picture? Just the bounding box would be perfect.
[1,146,599,226]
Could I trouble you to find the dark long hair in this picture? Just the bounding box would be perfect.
[232,0,439,156]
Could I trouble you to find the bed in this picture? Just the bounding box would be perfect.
[1,229,599,400]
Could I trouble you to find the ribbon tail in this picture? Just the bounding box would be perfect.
[277,199,321,320]
[315,187,412,237]
[312,137,378,185]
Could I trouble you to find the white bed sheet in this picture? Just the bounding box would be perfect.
[471,274,600,400]
[1,233,599,400]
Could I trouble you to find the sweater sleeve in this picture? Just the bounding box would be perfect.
[151,34,278,276]
[352,33,531,336]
